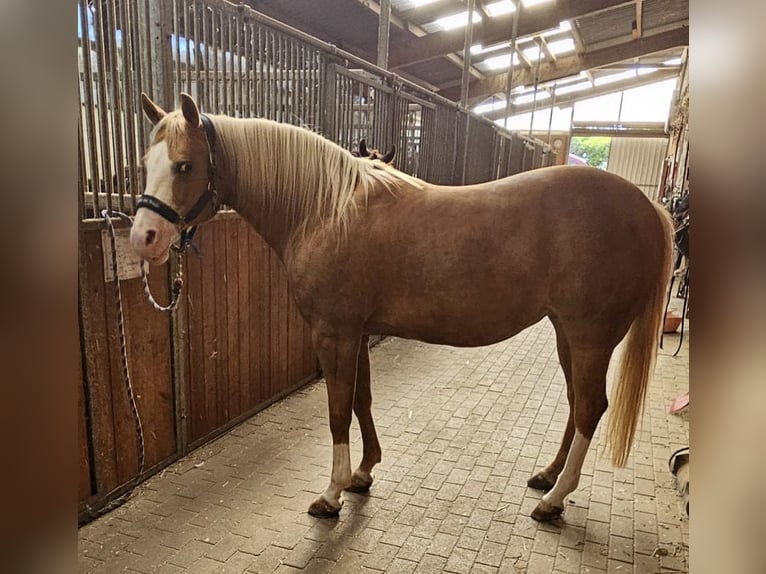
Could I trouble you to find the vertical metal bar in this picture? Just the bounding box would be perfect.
[266,30,273,120]
[79,0,101,217]
[131,0,147,161]
[173,0,181,96]
[108,0,127,212]
[119,0,139,211]
[546,84,556,146]
[258,25,265,118]
[459,0,475,108]
[149,0,175,109]
[184,0,192,93]
[203,1,211,108]
[221,11,228,114]
[460,0,476,185]
[93,0,114,211]
[377,0,391,69]
[237,15,243,117]
[193,0,200,104]
[528,41,543,138]
[503,5,520,129]
[249,23,256,117]
[212,8,219,112]
[78,102,87,220]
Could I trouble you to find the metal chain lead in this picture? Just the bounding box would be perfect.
[101,209,146,481]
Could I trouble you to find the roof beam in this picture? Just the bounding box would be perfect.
[352,0,485,80]
[390,0,632,69]
[439,25,688,103]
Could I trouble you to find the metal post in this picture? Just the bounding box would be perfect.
[503,4,521,129]
[528,40,542,138]
[460,0,476,184]
[459,0,476,108]
[377,0,391,69]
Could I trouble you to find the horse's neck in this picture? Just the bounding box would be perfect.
[214,118,302,260]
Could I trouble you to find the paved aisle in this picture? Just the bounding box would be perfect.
[79,319,689,573]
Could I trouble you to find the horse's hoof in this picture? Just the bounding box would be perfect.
[530,500,564,522]
[527,472,556,492]
[345,472,373,493]
[308,497,342,518]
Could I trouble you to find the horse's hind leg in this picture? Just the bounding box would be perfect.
[307,330,361,518]
[528,318,574,492]
[346,335,382,493]
[531,343,612,522]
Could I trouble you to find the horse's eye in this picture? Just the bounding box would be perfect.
[175,161,192,174]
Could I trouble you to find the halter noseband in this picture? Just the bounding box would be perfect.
[136,113,220,249]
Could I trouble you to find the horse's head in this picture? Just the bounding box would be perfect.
[130,92,218,265]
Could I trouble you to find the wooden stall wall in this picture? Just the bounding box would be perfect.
[79,227,177,515]
[183,217,317,448]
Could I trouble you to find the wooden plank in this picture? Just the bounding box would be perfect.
[186,228,207,443]
[201,225,218,439]
[269,251,289,396]
[224,218,241,419]
[120,267,175,469]
[236,218,251,414]
[213,222,230,427]
[79,229,119,495]
[257,235,272,405]
[78,324,93,503]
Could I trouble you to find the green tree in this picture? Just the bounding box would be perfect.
[569,136,612,169]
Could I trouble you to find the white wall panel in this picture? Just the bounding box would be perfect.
[607,137,668,200]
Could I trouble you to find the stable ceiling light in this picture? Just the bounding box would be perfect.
[637,67,658,76]
[486,1,516,18]
[435,10,482,31]
[410,0,440,7]
[664,57,683,65]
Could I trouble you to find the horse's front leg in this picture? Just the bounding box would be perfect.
[346,335,382,493]
[308,330,361,518]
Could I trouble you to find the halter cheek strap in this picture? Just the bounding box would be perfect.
[136,113,219,250]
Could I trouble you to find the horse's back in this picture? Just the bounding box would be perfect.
[290,165,667,346]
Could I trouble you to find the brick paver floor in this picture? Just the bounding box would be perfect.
[79,317,689,573]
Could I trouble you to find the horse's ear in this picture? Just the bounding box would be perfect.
[359,139,368,158]
[180,92,201,127]
[140,92,166,125]
[381,145,396,164]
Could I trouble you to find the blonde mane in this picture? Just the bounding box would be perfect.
[203,115,416,232]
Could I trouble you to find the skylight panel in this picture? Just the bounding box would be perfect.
[486,1,516,18]
[593,70,637,86]
[474,99,508,114]
[546,38,575,55]
[554,81,592,95]
[522,0,554,7]
[514,91,550,105]
[435,10,482,31]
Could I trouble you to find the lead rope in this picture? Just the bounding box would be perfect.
[101,209,146,497]
[84,211,186,522]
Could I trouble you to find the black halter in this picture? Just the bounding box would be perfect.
[136,114,220,250]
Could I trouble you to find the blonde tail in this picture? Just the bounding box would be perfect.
[607,204,675,467]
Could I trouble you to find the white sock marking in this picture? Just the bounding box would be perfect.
[542,430,591,508]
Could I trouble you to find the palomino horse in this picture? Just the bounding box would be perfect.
[131,93,673,522]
